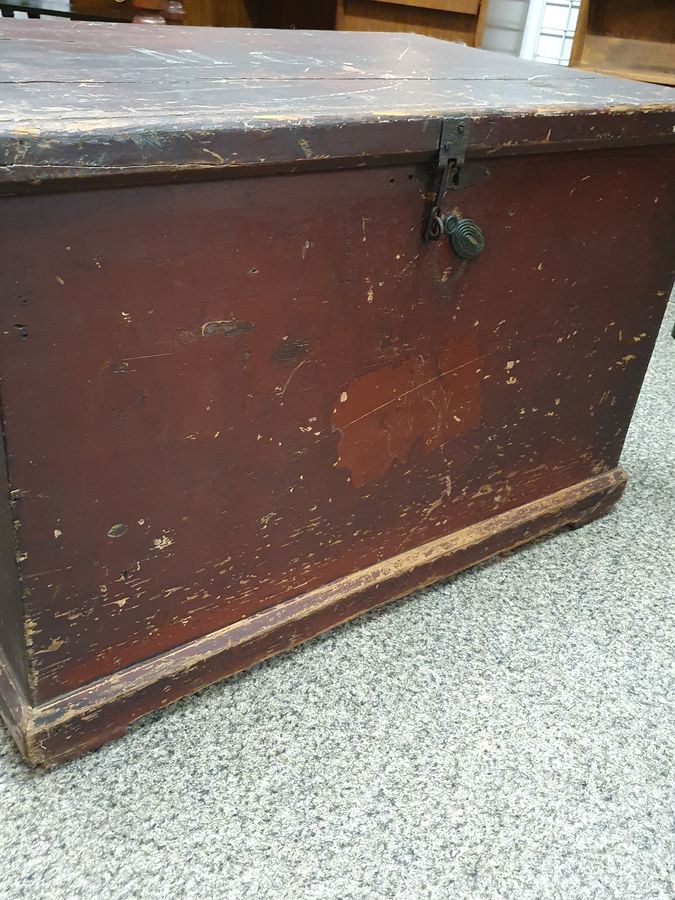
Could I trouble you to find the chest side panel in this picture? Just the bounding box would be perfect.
[1,146,672,700]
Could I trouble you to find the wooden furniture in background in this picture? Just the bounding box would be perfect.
[2,0,486,36]
[1,0,132,19]
[570,0,675,86]
[171,0,487,42]
[335,0,488,44]
[1,0,185,24]
[130,0,184,24]
[182,0,332,28]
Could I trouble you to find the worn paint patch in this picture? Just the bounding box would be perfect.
[333,333,481,488]
[201,319,254,337]
[35,638,64,655]
[272,337,310,366]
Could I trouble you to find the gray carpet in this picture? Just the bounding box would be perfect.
[1,305,673,900]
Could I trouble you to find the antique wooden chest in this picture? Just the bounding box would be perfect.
[0,22,673,766]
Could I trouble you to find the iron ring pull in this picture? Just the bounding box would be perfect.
[427,207,446,241]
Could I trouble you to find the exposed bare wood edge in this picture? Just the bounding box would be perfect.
[0,109,672,194]
[1,468,626,767]
[0,150,436,197]
[0,368,31,697]
[0,645,32,762]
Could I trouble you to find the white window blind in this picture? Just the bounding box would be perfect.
[520,0,581,65]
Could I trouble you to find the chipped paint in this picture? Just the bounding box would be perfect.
[201,320,254,337]
[0,25,671,766]
[6,470,627,766]
[35,638,64,655]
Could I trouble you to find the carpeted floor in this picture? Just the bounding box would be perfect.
[1,305,673,900]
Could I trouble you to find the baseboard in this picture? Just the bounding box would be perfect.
[0,467,626,767]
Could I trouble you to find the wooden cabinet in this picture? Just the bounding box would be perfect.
[128,0,487,43]
[182,0,248,27]
[336,0,488,45]
[570,0,675,87]
[183,0,337,28]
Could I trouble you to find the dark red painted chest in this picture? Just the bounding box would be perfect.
[0,21,673,765]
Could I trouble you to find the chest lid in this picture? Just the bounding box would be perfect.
[0,21,673,188]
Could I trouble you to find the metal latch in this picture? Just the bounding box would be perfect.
[424,118,470,241]
[423,117,485,260]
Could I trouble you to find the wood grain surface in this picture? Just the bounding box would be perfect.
[0,25,673,764]
[336,0,480,43]
[2,144,673,705]
[1,469,628,766]
[571,0,675,86]
[1,22,674,186]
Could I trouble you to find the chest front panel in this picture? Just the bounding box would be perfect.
[1,146,671,701]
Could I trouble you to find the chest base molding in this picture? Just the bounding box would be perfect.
[1,467,626,767]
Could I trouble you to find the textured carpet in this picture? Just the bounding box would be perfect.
[1,305,673,900]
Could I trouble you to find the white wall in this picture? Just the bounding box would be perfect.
[479,0,530,56]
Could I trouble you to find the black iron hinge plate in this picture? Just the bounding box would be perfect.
[424,117,471,242]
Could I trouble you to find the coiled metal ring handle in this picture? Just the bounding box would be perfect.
[444,216,485,260]
[426,207,446,242]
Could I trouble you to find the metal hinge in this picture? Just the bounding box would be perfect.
[424,117,471,242]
